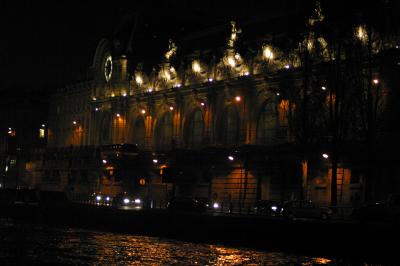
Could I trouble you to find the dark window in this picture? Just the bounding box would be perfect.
[257,102,277,145]
[186,109,204,149]
[155,112,173,151]
[132,117,145,147]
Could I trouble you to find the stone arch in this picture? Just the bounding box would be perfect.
[92,39,112,73]
[256,100,278,145]
[217,105,240,146]
[154,111,173,152]
[183,108,204,149]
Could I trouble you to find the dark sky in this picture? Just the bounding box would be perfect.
[0,0,310,92]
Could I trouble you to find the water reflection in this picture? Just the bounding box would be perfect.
[0,219,381,265]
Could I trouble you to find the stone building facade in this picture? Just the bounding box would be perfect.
[43,19,382,211]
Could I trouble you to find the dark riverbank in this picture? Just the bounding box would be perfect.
[0,202,398,264]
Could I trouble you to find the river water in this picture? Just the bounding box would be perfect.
[0,219,376,265]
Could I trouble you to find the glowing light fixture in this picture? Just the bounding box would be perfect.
[263,46,274,60]
[41,124,45,128]
[72,121,77,125]
[92,97,97,101]
[102,159,107,164]
[95,107,99,111]
[373,79,379,85]
[208,78,213,82]
[307,40,313,51]
[200,102,205,107]
[228,156,234,161]
[276,93,280,96]
[322,153,329,159]
[122,92,127,97]
[284,64,290,69]
[192,61,201,73]
[39,128,45,138]
[321,86,327,91]
[141,109,146,114]
[244,71,250,76]
[153,159,158,164]
[116,113,120,117]
[227,57,236,67]
[135,75,143,85]
[169,106,174,111]
[147,88,153,93]
[356,25,367,43]
[235,96,241,102]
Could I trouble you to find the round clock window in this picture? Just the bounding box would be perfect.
[104,55,113,82]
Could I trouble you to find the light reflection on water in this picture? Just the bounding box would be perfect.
[0,219,365,265]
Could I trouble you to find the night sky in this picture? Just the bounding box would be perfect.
[3,0,386,92]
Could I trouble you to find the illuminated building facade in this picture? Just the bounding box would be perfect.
[41,9,400,210]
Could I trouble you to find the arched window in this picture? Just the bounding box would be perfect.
[155,112,173,151]
[132,117,145,147]
[256,102,277,145]
[219,106,239,146]
[185,109,204,149]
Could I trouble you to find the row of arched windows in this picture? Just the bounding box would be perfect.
[98,101,286,152]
